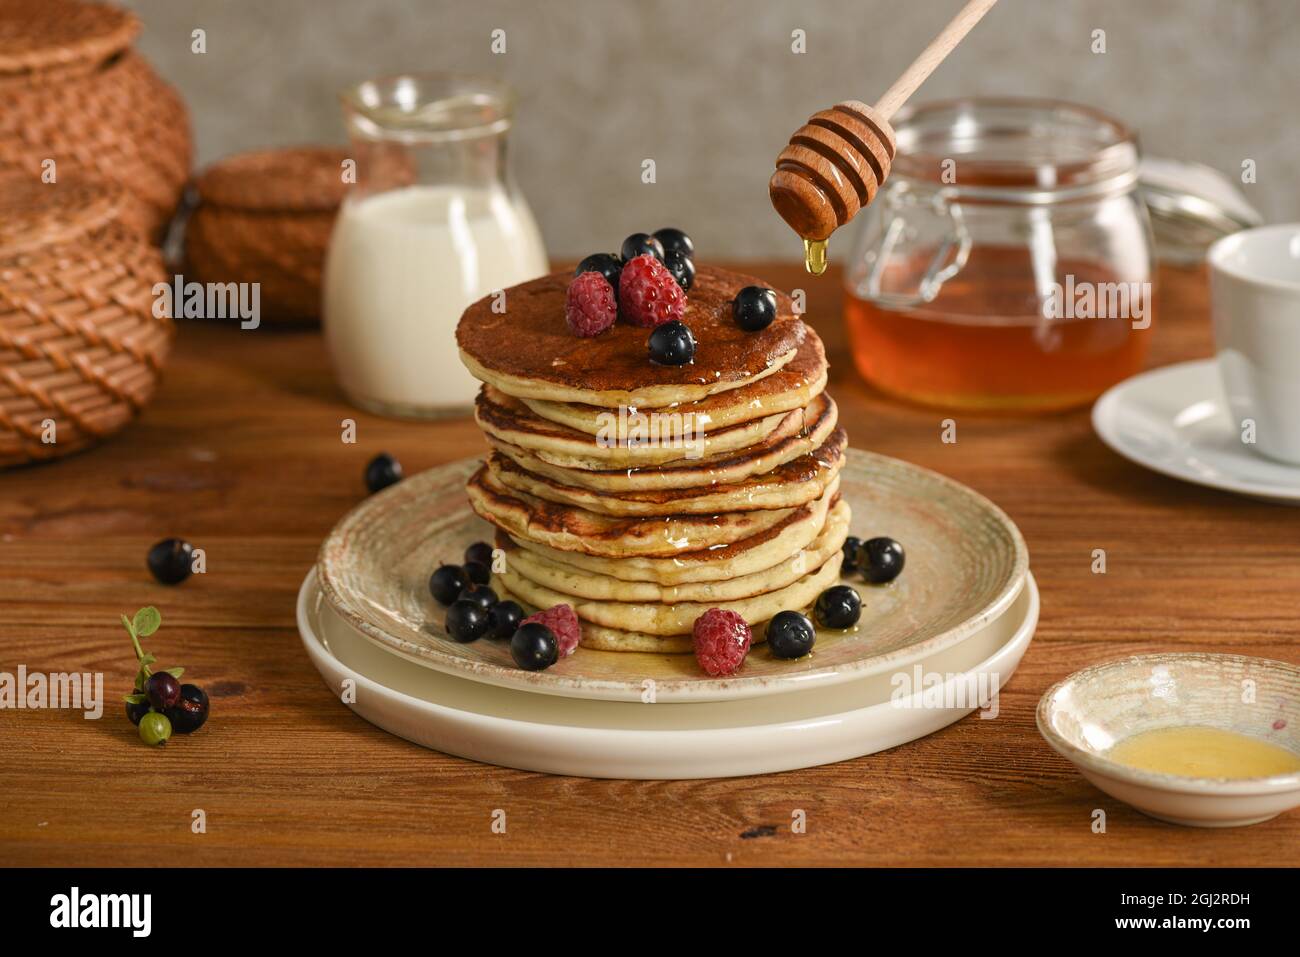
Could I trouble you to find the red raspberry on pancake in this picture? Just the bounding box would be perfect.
[618,253,686,327]
[565,271,617,337]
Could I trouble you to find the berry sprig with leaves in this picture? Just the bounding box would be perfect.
[122,606,182,696]
[120,607,209,746]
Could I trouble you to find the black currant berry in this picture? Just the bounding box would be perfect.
[841,536,863,575]
[766,610,816,659]
[446,599,490,643]
[463,560,491,585]
[364,452,403,493]
[663,250,695,291]
[732,286,777,331]
[429,565,468,605]
[620,233,664,263]
[464,541,494,568]
[814,585,862,629]
[147,538,193,585]
[145,671,181,711]
[125,696,151,726]
[458,583,498,612]
[510,622,559,671]
[648,320,696,366]
[653,227,694,259]
[575,253,624,298]
[166,683,210,734]
[487,600,524,640]
[860,537,905,584]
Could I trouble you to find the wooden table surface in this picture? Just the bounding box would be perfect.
[1,263,1296,867]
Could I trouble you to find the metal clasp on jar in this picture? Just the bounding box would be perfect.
[861,180,972,309]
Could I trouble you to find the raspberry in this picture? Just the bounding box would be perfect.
[565,271,617,337]
[692,608,752,676]
[522,603,581,657]
[618,253,686,328]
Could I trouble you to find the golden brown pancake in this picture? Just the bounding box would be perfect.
[518,328,829,436]
[466,463,801,558]
[495,499,850,604]
[495,549,844,639]
[475,385,789,469]
[499,484,842,585]
[485,428,847,516]
[489,393,838,492]
[456,265,806,407]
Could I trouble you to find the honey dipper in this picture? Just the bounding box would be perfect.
[769,0,999,274]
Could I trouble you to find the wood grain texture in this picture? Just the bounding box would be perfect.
[0,263,1296,867]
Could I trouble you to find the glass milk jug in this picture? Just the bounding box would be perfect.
[324,73,548,418]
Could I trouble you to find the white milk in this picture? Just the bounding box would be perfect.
[323,184,548,416]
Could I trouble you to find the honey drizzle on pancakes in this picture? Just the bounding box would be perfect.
[456,266,806,398]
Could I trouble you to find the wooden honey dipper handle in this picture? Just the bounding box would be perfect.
[770,0,998,250]
[874,0,999,121]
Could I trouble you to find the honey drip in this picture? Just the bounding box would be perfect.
[803,238,828,276]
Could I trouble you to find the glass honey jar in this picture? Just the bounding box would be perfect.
[843,98,1155,411]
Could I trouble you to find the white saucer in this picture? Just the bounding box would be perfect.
[1093,359,1300,504]
[297,569,1039,779]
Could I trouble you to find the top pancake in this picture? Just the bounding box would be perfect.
[457,265,807,407]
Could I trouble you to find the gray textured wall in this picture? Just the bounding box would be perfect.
[123,0,1299,259]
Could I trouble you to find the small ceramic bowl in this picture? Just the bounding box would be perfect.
[1037,653,1300,827]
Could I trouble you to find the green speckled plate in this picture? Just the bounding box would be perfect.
[316,449,1029,702]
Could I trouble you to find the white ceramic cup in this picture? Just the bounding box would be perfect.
[1208,224,1300,465]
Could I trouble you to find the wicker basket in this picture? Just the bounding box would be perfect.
[184,147,352,325]
[0,176,173,468]
[0,0,192,241]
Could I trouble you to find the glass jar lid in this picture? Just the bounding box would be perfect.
[890,97,1140,204]
[1138,156,1263,264]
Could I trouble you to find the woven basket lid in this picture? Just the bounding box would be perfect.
[0,175,122,257]
[0,0,139,75]
[195,146,352,212]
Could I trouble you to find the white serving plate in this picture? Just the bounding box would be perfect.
[298,568,1038,779]
[1093,359,1300,504]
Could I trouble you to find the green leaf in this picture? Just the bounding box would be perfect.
[163,666,184,679]
[123,693,148,704]
[133,606,161,638]
[141,653,157,666]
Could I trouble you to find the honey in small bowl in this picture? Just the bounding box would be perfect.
[1106,725,1300,780]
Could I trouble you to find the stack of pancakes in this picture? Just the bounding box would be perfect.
[456,265,849,653]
